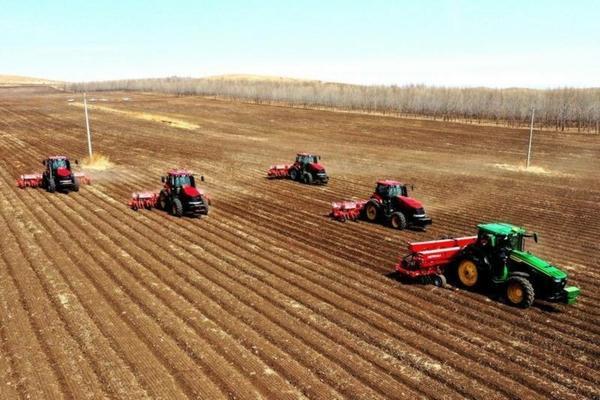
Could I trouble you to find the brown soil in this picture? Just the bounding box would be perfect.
[0,87,598,400]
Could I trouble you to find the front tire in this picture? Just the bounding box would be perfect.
[456,258,482,288]
[302,172,313,184]
[363,200,379,222]
[390,212,407,230]
[200,197,209,215]
[506,276,535,308]
[171,198,183,217]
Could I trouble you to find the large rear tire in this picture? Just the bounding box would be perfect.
[47,177,56,193]
[390,212,407,230]
[171,198,183,217]
[158,191,167,210]
[72,177,80,192]
[289,169,299,181]
[506,276,535,308]
[363,200,379,222]
[456,258,482,288]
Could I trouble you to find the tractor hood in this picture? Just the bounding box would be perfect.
[56,167,71,178]
[397,196,423,210]
[510,250,567,280]
[308,162,326,172]
[182,185,203,198]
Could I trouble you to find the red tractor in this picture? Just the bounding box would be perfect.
[268,153,329,184]
[331,180,432,230]
[16,155,90,192]
[129,169,210,217]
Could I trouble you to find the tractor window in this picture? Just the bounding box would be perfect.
[376,184,389,197]
[297,155,314,164]
[51,159,67,169]
[509,234,524,251]
[477,233,492,248]
[312,156,318,163]
[378,184,407,197]
[171,175,191,187]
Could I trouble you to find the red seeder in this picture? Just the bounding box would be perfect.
[129,192,159,210]
[395,236,477,283]
[267,164,291,178]
[330,200,367,222]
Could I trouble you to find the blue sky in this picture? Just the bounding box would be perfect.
[1,0,598,87]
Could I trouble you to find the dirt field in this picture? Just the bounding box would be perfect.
[0,86,598,400]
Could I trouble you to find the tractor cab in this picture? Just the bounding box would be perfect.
[46,157,68,169]
[44,156,75,174]
[476,222,536,252]
[374,180,409,200]
[162,170,201,189]
[295,153,320,165]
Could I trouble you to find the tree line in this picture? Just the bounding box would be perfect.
[66,77,600,133]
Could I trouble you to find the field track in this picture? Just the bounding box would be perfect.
[0,86,598,399]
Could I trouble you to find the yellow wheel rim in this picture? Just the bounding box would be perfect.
[366,204,377,220]
[507,282,524,304]
[458,260,478,287]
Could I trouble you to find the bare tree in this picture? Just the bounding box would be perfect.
[66,78,600,133]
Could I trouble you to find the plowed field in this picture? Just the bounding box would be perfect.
[0,86,598,400]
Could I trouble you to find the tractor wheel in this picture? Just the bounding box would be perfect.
[390,212,407,230]
[158,191,167,210]
[289,169,299,181]
[432,274,447,288]
[456,258,482,288]
[171,198,183,217]
[200,198,209,215]
[363,200,379,222]
[72,177,80,192]
[47,178,56,193]
[302,172,313,184]
[506,276,535,308]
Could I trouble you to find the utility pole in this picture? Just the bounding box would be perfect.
[526,107,535,168]
[83,93,93,159]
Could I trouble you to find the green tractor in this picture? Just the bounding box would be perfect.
[455,223,580,308]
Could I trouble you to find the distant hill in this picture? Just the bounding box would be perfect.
[0,74,60,86]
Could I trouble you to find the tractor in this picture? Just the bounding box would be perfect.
[268,153,329,184]
[129,169,209,217]
[331,180,431,229]
[362,180,432,229]
[16,155,90,192]
[396,222,580,308]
